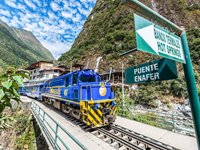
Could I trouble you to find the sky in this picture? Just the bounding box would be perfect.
[0,0,96,59]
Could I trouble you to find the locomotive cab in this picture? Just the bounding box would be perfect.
[77,70,116,127]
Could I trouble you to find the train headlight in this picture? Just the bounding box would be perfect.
[99,87,107,96]
[111,101,116,107]
[94,103,100,110]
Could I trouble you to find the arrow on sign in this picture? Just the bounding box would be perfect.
[134,14,186,64]
[159,59,178,80]
[136,25,159,55]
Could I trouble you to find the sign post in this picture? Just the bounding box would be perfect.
[122,0,200,148]
[181,32,200,146]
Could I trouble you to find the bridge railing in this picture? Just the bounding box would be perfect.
[31,101,87,150]
[117,106,195,137]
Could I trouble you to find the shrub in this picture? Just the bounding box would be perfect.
[0,68,29,113]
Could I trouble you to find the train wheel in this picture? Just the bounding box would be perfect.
[61,104,71,114]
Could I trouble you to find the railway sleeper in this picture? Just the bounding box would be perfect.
[91,130,98,135]
[108,138,115,144]
[130,139,138,145]
[122,135,129,141]
[103,137,111,142]
[115,143,123,149]
[138,143,145,149]
[96,132,104,138]
[118,146,127,150]
[110,141,118,147]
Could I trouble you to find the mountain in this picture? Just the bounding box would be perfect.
[59,0,200,105]
[59,0,200,69]
[0,20,54,69]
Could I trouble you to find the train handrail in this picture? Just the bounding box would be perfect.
[31,101,88,150]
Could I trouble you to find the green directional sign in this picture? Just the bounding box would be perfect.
[135,14,186,64]
[125,58,178,84]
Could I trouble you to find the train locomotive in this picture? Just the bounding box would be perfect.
[41,69,117,128]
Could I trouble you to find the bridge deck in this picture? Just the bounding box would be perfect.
[115,116,197,150]
[28,97,115,150]
[23,96,197,150]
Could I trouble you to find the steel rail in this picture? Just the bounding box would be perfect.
[32,100,178,150]
[111,124,177,150]
[98,128,143,150]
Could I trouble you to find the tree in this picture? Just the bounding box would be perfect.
[0,67,29,113]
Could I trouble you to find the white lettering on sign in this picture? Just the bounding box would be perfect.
[134,73,160,82]
[154,28,183,59]
[134,63,158,74]
[136,24,185,63]
[133,63,160,82]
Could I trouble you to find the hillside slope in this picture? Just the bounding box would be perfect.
[59,0,200,104]
[59,0,200,69]
[0,20,54,69]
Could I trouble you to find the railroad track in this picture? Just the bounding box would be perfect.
[39,101,179,150]
[91,124,178,150]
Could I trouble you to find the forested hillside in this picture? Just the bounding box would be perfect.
[59,0,200,104]
[59,0,199,67]
[0,20,54,70]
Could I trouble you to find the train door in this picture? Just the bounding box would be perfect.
[63,76,71,99]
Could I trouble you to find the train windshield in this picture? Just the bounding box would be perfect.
[80,75,96,82]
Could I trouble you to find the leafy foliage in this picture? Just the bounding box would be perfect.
[0,107,35,150]
[0,114,14,129]
[59,0,200,101]
[15,111,35,150]
[187,28,200,64]
[0,67,29,113]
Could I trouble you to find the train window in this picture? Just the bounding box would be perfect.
[97,76,101,82]
[72,74,78,85]
[80,75,96,82]
[65,77,70,86]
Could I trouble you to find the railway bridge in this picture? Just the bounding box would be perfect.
[20,96,197,150]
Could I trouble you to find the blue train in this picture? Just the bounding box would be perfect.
[25,69,117,128]
[18,86,27,95]
[26,83,44,100]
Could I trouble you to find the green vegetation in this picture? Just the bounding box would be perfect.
[0,20,54,68]
[188,28,200,64]
[0,67,29,113]
[59,0,136,65]
[15,110,35,150]
[59,0,200,102]
[0,107,35,150]
[0,67,35,149]
[116,91,174,130]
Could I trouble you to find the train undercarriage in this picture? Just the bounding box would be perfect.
[42,95,116,128]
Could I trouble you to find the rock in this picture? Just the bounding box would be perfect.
[173,104,182,111]
[184,105,191,112]
[154,100,162,108]
[162,106,169,112]
[131,85,138,90]
[185,99,190,105]
[181,105,192,117]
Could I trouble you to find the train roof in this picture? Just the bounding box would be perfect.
[26,82,45,87]
[46,69,100,83]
